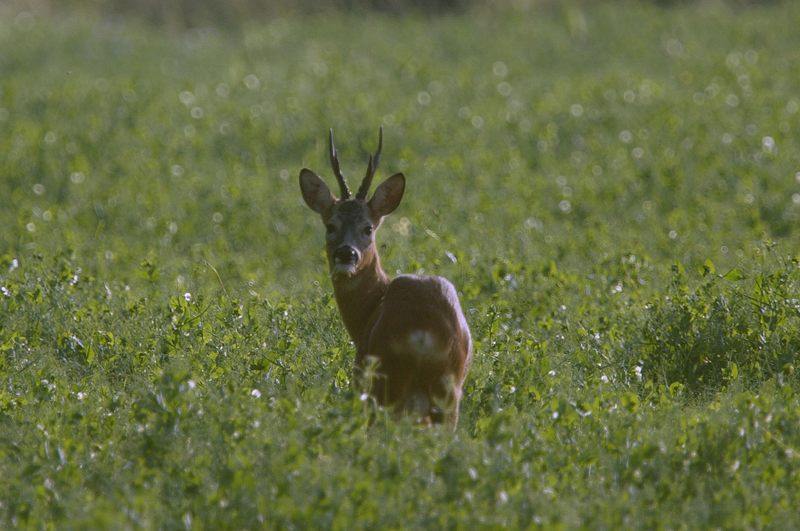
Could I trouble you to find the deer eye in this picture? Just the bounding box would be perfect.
[325,223,336,234]
[363,225,373,237]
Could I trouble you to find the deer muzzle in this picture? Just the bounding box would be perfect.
[333,245,359,266]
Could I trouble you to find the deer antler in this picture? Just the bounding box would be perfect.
[329,129,351,199]
[356,127,383,200]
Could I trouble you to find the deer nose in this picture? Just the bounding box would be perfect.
[333,245,359,264]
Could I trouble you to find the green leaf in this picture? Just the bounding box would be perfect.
[702,258,716,276]
[723,268,745,281]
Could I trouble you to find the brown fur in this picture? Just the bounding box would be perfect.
[299,131,472,427]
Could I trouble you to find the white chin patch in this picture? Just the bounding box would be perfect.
[331,263,358,277]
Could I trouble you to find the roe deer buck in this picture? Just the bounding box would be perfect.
[299,128,472,427]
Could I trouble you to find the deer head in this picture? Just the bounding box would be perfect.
[299,128,405,278]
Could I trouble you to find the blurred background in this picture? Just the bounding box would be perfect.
[2,0,797,295]
[2,0,785,29]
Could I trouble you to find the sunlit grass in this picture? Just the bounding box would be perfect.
[2,1,800,528]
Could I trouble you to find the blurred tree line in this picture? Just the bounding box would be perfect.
[5,0,785,28]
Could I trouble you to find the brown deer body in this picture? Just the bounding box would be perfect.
[299,129,472,427]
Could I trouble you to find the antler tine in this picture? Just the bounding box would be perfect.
[356,127,383,199]
[329,129,351,199]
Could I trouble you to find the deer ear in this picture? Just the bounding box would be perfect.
[299,168,336,215]
[369,173,405,218]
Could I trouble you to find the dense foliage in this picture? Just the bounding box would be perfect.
[2,1,800,527]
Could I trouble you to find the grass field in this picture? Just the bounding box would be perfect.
[2,1,800,528]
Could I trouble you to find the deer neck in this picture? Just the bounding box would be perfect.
[331,251,389,346]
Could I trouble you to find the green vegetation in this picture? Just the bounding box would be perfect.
[2,1,800,527]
